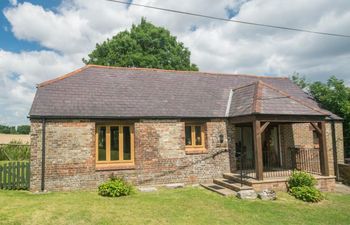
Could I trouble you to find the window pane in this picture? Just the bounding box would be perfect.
[98,127,106,161]
[110,126,119,160]
[195,126,202,145]
[185,126,192,145]
[123,126,131,160]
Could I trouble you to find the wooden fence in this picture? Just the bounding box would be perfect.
[0,161,30,190]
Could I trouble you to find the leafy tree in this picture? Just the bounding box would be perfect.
[17,125,30,134]
[291,74,350,157]
[83,18,198,71]
[0,125,30,134]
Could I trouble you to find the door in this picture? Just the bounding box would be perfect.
[236,126,255,170]
[262,125,281,169]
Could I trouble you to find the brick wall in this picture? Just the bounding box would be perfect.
[30,119,343,192]
[280,122,344,176]
[30,119,233,191]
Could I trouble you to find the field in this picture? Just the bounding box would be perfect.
[0,134,30,145]
[0,187,349,225]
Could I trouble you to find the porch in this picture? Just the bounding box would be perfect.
[231,114,331,181]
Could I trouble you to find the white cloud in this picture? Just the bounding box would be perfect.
[1,0,350,124]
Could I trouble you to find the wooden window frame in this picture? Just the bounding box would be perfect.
[185,123,206,152]
[95,124,135,168]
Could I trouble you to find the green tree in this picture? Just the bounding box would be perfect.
[83,18,198,71]
[17,125,30,134]
[291,75,350,157]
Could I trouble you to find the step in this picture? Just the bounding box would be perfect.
[223,173,253,186]
[213,178,253,192]
[200,183,236,197]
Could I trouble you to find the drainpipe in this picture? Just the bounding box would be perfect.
[41,118,46,191]
[331,120,339,180]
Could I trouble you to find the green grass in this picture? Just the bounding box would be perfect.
[0,187,349,225]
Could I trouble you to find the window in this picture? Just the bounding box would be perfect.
[96,125,134,165]
[185,124,205,150]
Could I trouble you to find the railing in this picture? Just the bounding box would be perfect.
[0,161,30,190]
[236,146,256,185]
[291,147,321,175]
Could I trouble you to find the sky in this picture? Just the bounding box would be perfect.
[1,0,350,125]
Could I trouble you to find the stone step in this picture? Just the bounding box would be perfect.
[223,173,253,186]
[213,178,253,192]
[200,183,236,197]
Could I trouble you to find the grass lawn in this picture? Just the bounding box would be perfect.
[0,187,349,225]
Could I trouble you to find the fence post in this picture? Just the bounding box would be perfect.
[26,162,30,189]
[0,165,2,189]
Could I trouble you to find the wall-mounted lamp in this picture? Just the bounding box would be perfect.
[219,134,224,144]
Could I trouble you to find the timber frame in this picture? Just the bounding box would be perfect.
[230,114,330,180]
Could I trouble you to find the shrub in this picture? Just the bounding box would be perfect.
[0,140,30,161]
[288,171,316,189]
[98,176,133,197]
[290,186,324,202]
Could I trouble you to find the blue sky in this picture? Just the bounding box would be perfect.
[1,0,350,125]
[0,0,61,52]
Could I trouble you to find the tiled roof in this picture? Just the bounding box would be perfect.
[228,81,329,117]
[29,65,340,119]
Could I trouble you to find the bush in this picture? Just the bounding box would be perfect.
[288,171,316,189]
[98,177,133,197]
[0,141,30,161]
[290,186,324,202]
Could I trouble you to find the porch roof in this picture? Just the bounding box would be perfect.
[228,81,331,118]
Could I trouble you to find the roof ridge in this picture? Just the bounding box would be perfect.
[231,81,257,92]
[258,81,329,115]
[86,64,289,79]
[36,65,289,88]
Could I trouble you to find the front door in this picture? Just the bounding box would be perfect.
[236,126,255,170]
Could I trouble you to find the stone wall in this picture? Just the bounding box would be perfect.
[30,119,233,192]
[339,164,350,185]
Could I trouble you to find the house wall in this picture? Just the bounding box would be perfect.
[30,119,343,192]
[279,121,344,176]
[30,119,233,192]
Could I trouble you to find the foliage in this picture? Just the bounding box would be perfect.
[291,74,350,157]
[0,140,30,161]
[289,186,324,203]
[288,171,317,189]
[98,176,133,197]
[16,125,30,134]
[83,18,198,71]
[288,171,323,202]
[0,125,30,134]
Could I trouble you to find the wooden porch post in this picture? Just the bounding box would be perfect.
[253,120,264,180]
[318,121,330,176]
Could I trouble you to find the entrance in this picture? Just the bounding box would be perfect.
[262,125,281,169]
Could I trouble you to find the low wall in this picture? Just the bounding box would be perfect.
[339,164,350,186]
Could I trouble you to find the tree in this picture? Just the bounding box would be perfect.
[83,18,198,71]
[291,74,350,157]
[0,125,30,134]
[17,125,30,134]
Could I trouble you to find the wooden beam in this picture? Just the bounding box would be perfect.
[310,122,321,134]
[318,121,330,176]
[230,115,255,124]
[253,120,263,180]
[255,114,326,123]
[259,122,270,134]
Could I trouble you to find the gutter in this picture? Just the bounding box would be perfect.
[41,118,46,192]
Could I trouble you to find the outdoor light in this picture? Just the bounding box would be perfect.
[219,134,224,143]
